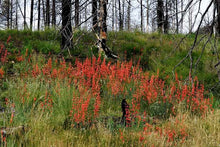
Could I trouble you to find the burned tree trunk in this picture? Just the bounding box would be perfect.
[75,0,79,27]
[157,0,164,33]
[97,0,118,59]
[46,0,50,27]
[216,0,220,35]
[61,0,73,50]
[52,0,56,27]
[38,0,40,30]
[30,0,34,30]
[92,0,98,31]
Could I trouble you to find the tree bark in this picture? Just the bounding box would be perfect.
[61,0,73,50]
[164,0,169,34]
[30,0,34,30]
[127,0,131,31]
[146,0,149,32]
[42,0,46,27]
[118,0,123,30]
[38,0,41,30]
[140,0,143,31]
[7,0,10,29]
[10,0,13,29]
[157,0,164,33]
[92,0,98,31]
[215,0,220,35]
[75,0,79,27]
[16,0,18,29]
[112,0,115,31]
[24,0,26,29]
[52,0,56,27]
[46,0,50,27]
[176,0,179,33]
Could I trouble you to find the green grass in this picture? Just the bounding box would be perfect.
[0,30,219,146]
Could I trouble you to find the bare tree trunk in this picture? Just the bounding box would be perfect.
[140,0,143,31]
[10,0,13,29]
[52,0,56,27]
[103,0,107,32]
[16,0,18,29]
[181,0,183,33]
[157,0,164,33]
[164,0,169,34]
[24,0,26,29]
[84,1,87,30]
[92,0,98,31]
[7,0,10,29]
[112,0,115,31]
[146,0,149,32]
[61,0,73,50]
[118,0,123,30]
[38,0,41,30]
[75,0,79,27]
[122,0,125,29]
[127,0,131,31]
[188,2,192,33]
[30,0,34,30]
[115,0,118,31]
[216,0,220,35]
[176,0,179,33]
[98,0,117,58]
[46,0,50,27]
[42,0,46,27]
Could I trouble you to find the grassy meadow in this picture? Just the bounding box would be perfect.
[0,30,220,146]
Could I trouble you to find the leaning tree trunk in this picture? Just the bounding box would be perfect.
[61,0,73,51]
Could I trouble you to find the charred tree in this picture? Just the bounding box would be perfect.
[61,0,73,50]
[46,0,50,27]
[30,0,34,30]
[164,0,169,34]
[38,0,41,30]
[97,0,118,59]
[52,0,56,27]
[121,99,130,126]
[146,0,149,32]
[75,0,79,27]
[215,0,220,35]
[118,0,123,30]
[92,0,98,31]
[157,0,164,33]
[24,0,26,29]
[140,0,143,31]
[127,0,131,30]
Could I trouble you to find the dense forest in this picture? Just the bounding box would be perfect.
[0,0,220,146]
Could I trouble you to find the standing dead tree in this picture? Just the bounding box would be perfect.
[61,0,73,51]
[96,0,118,59]
[172,0,220,93]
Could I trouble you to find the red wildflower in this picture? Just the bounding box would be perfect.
[0,67,4,78]
[7,35,11,44]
